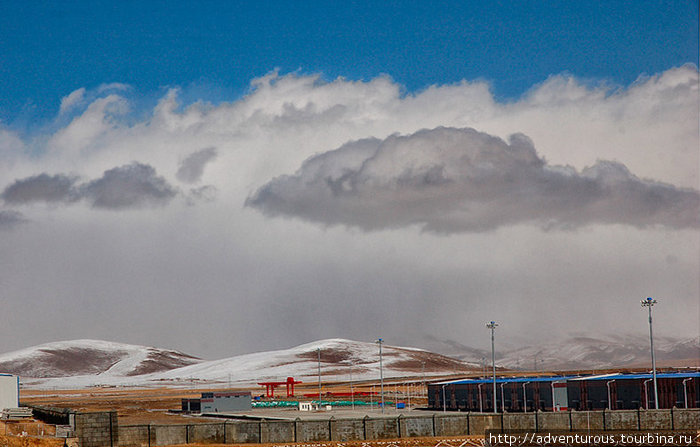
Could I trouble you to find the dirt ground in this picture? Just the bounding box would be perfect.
[19,381,430,424]
[0,435,67,447]
[0,420,72,447]
[164,436,487,447]
[20,388,222,424]
[0,421,56,438]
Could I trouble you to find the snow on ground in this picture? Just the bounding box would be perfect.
[9,334,689,389]
[4,338,472,389]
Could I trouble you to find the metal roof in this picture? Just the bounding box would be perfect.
[432,371,699,386]
[569,372,700,381]
[433,376,580,385]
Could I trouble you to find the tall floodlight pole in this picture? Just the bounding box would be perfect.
[641,297,659,409]
[317,347,322,403]
[376,338,385,413]
[486,321,498,413]
[350,363,355,410]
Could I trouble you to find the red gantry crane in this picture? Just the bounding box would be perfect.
[257,377,302,398]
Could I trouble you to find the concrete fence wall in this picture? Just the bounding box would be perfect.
[330,418,364,441]
[74,411,118,447]
[433,414,468,436]
[117,425,148,447]
[154,425,188,446]
[399,416,433,438]
[294,419,329,442]
[226,421,259,444]
[363,417,399,440]
[29,406,700,447]
[503,412,536,431]
[116,409,699,446]
[259,420,294,444]
[570,410,604,430]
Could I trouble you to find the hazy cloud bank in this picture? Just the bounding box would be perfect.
[247,127,700,232]
[0,210,25,229]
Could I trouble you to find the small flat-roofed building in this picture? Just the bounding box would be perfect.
[0,374,19,410]
[181,398,201,413]
[200,391,252,413]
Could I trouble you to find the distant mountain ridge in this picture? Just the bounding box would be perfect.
[425,334,700,370]
[0,335,697,389]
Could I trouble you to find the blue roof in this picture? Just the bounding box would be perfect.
[570,372,700,381]
[433,372,700,385]
[434,376,579,385]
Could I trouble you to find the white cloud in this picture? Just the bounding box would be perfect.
[49,94,129,158]
[97,83,130,93]
[246,127,699,232]
[59,88,86,115]
[0,67,697,359]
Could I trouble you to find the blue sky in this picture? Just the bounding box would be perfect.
[1,1,697,128]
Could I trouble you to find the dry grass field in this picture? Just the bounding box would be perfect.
[18,380,431,424]
[10,381,482,447]
[0,435,67,447]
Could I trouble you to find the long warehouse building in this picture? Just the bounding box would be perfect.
[428,372,699,412]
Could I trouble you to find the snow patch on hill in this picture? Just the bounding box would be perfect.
[0,339,201,380]
[0,338,477,389]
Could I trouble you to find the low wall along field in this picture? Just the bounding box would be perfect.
[28,406,700,447]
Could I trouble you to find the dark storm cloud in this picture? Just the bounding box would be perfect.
[1,173,79,204]
[0,210,26,229]
[176,147,218,184]
[247,127,700,232]
[2,163,177,210]
[82,163,177,209]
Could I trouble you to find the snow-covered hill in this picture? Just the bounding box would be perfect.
[2,335,696,389]
[0,338,477,389]
[427,334,700,371]
[0,339,201,379]
[152,338,476,384]
[496,334,700,370]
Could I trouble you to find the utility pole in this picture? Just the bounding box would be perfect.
[350,362,355,410]
[486,321,498,413]
[376,338,385,413]
[641,297,659,409]
[317,347,322,403]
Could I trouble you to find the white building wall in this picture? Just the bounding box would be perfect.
[0,374,19,410]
